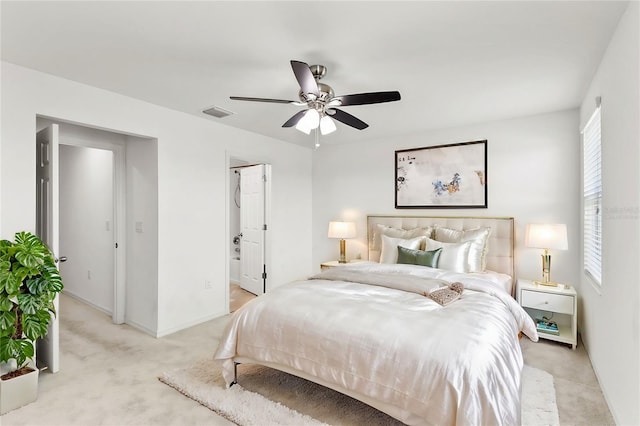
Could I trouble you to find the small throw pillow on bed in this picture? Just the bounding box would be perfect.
[397,246,442,268]
[424,238,472,273]
[373,224,434,251]
[380,235,424,264]
[434,226,491,272]
[427,282,465,306]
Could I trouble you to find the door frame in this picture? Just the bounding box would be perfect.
[59,137,126,324]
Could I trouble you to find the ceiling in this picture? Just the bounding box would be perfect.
[0,1,628,148]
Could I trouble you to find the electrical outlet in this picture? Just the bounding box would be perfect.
[204,280,213,289]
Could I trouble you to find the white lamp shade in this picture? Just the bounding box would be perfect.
[328,221,356,239]
[296,109,320,134]
[320,116,337,135]
[295,119,312,134]
[525,224,568,250]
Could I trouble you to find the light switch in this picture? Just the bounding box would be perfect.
[135,221,143,233]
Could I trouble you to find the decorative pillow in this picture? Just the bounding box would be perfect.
[427,282,465,306]
[380,235,424,264]
[424,238,472,273]
[434,227,491,272]
[373,224,434,251]
[397,246,442,268]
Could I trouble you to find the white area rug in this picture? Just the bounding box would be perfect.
[160,360,327,426]
[160,360,559,426]
[522,364,561,426]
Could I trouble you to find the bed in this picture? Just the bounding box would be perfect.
[214,215,538,425]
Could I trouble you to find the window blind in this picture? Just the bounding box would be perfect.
[582,106,602,285]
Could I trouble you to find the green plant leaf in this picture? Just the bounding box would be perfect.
[0,336,14,363]
[0,240,13,262]
[12,265,33,283]
[25,276,47,295]
[41,265,63,292]
[0,295,13,312]
[16,293,42,315]
[14,232,46,269]
[0,259,10,272]
[22,311,50,340]
[0,310,16,336]
[0,336,33,367]
[0,270,20,295]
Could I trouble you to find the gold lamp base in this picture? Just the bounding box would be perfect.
[534,280,559,287]
[536,250,557,286]
[338,239,347,263]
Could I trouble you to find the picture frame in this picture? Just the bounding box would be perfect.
[395,140,487,209]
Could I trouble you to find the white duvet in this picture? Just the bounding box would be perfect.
[214,262,538,426]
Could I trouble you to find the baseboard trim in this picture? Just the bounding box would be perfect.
[125,319,158,337]
[63,291,112,317]
[155,311,227,338]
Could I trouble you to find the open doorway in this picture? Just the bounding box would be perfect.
[59,144,116,315]
[228,157,271,312]
[35,117,159,373]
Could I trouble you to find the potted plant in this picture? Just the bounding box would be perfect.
[0,231,63,414]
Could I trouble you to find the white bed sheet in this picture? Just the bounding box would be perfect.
[214,263,537,425]
[345,260,513,294]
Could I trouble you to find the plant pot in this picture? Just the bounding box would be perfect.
[0,365,39,414]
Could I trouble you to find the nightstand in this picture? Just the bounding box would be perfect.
[516,279,578,349]
[320,260,365,270]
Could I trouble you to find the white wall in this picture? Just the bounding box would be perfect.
[313,109,581,286]
[125,136,159,334]
[578,3,639,425]
[0,61,313,337]
[59,145,114,314]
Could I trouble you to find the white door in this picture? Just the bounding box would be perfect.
[240,165,267,295]
[35,124,61,373]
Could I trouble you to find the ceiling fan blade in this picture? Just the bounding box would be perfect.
[331,91,401,107]
[328,108,369,130]
[282,110,308,128]
[290,60,320,98]
[230,96,297,104]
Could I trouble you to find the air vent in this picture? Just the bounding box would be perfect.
[202,106,235,118]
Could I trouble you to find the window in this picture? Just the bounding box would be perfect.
[582,105,602,285]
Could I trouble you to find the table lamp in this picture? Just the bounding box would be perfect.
[328,221,356,263]
[525,223,568,286]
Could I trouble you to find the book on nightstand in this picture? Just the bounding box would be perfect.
[536,319,560,336]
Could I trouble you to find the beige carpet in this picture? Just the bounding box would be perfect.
[160,359,559,426]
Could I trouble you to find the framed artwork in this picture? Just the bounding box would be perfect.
[395,140,487,209]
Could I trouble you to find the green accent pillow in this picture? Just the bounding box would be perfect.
[397,246,442,268]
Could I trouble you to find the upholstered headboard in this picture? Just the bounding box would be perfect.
[367,215,515,278]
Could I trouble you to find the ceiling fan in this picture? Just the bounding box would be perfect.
[230,60,401,135]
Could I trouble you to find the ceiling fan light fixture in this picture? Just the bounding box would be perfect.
[307,109,320,128]
[320,116,337,135]
[295,120,312,134]
[295,109,320,134]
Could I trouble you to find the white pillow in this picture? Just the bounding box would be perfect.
[434,227,491,272]
[424,238,472,273]
[380,235,424,264]
[373,224,434,251]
